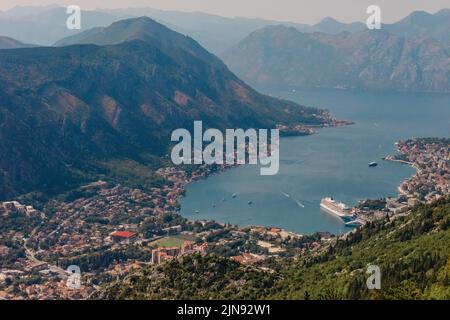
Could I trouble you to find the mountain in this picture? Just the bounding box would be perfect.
[99,7,309,55]
[0,6,122,46]
[104,196,450,299]
[65,8,366,54]
[308,17,366,34]
[2,5,367,54]
[0,17,329,199]
[385,9,450,51]
[0,36,35,49]
[222,25,450,92]
[0,5,308,53]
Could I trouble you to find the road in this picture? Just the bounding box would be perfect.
[23,237,66,278]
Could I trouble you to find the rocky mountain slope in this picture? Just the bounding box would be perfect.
[385,9,450,51]
[0,17,329,199]
[222,25,450,92]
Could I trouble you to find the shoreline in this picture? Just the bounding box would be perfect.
[383,155,421,173]
[382,155,420,196]
[176,138,449,238]
[170,120,352,236]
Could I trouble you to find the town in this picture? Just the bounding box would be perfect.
[0,138,449,299]
[350,138,450,224]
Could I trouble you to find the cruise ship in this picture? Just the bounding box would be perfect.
[320,197,355,221]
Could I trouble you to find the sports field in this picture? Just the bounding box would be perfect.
[149,235,194,248]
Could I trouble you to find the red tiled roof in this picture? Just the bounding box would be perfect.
[111,231,137,239]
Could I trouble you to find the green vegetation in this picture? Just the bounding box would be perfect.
[98,159,165,191]
[0,239,26,269]
[56,246,151,272]
[269,197,450,299]
[358,198,387,211]
[104,254,277,300]
[0,211,41,236]
[104,197,450,300]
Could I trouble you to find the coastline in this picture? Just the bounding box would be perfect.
[176,138,450,238]
[171,118,354,228]
[383,155,421,173]
[382,155,420,196]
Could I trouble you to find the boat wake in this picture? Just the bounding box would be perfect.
[294,200,305,208]
[280,191,305,208]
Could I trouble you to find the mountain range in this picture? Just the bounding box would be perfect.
[0,5,366,54]
[1,5,450,56]
[0,5,123,46]
[98,8,368,54]
[0,17,328,199]
[222,24,450,92]
[385,9,450,51]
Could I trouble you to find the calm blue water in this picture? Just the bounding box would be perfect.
[180,88,450,235]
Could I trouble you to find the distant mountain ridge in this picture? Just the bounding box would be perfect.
[2,5,450,55]
[0,5,368,54]
[308,17,365,34]
[222,25,450,92]
[0,6,123,46]
[385,9,450,51]
[0,17,329,199]
[0,35,35,49]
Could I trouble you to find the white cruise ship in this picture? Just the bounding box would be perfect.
[320,197,355,221]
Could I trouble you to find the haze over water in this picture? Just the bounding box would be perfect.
[180,88,450,235]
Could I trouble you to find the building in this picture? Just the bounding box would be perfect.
[181,240,195,254]
[231,253,264,265]
[110,231,138,244]
[162,225,182,235]
[28,262,48,272]
[151,247,179,264]
[407,197,420,207]
[195,242,210,254]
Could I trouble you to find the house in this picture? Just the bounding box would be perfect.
[28,262,48,272]
[195,242,210,254]
[151,247,180,264]
[267,227,282,235]
[181,240,195,254]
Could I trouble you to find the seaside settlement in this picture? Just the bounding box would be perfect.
[0,138,449,299]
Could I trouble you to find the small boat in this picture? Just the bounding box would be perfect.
[248,201,253,205]
[232,193,237,198]
[195,210,200,214]
[369,162,378,167]
[295,200,305,208]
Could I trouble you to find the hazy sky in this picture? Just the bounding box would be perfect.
[1,0,450,24]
